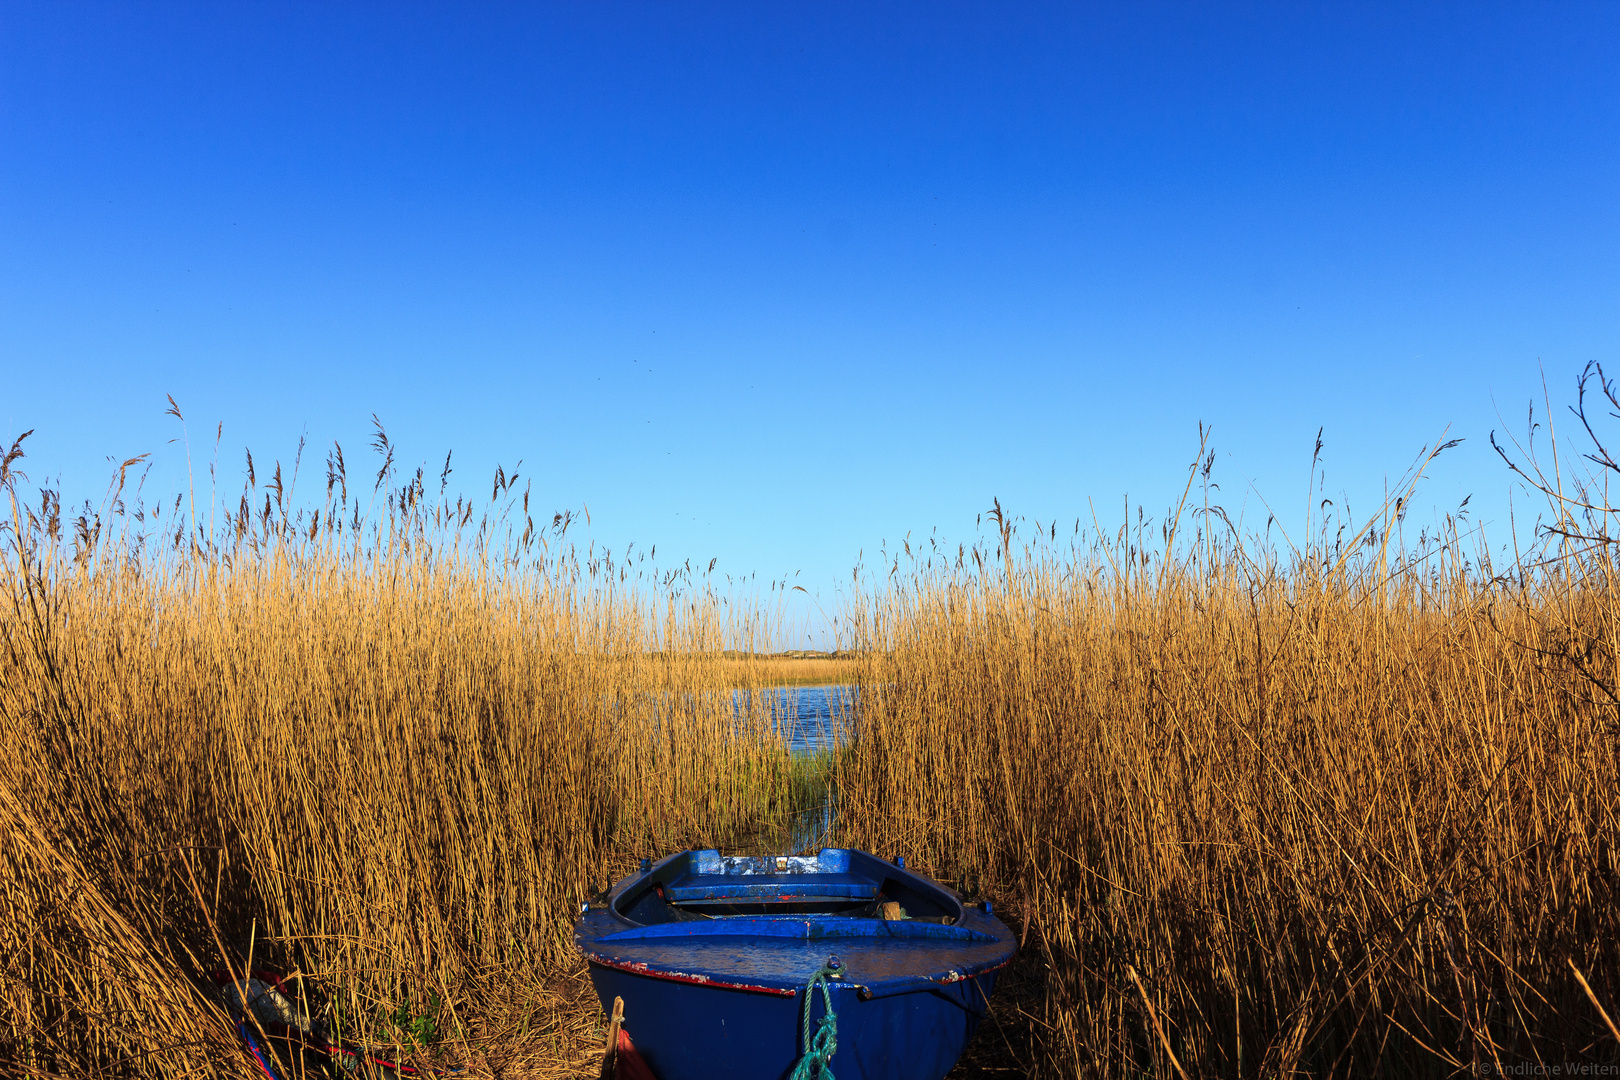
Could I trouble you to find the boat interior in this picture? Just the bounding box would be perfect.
[612,849,962,926]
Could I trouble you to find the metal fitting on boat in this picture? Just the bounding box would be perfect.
[640,857,651,873]
[895,856,906,868]
[981,900,993,915]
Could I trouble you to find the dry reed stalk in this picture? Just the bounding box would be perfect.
[1126,964,1190,1080]
[1570,960,1620,1049]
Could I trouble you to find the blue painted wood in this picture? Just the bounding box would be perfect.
[575,848,1016,1080]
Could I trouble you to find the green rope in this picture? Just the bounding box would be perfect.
[789,960,841,1080]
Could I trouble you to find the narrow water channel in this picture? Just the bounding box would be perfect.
[731,683,857,755]
[732,684,855,851]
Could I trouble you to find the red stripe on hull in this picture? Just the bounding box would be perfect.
[586,955,798,997]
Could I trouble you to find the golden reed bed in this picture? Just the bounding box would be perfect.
[1,409,1617,1077]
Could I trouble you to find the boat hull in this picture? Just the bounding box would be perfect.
[575,849,1015,1080]
[586,961,1000,1080]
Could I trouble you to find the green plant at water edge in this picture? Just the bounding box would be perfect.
[393,993,441,1046]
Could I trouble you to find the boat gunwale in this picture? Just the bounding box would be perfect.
[577,847,1015,999]
[582,950,1016,1001]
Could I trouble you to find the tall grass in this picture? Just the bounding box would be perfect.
[840,427,1620,1075]
[4,388,1619,1078]
[0,425,813,1078]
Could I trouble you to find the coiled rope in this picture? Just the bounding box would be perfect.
[789,959,841,1080]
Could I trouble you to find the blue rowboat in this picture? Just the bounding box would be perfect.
[575,848,1016,1080]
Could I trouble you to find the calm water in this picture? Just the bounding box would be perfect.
[732,683,856,756]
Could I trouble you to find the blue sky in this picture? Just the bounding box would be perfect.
[2,2,1617,636]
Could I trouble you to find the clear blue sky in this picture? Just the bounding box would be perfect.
[2,3,1616,635]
